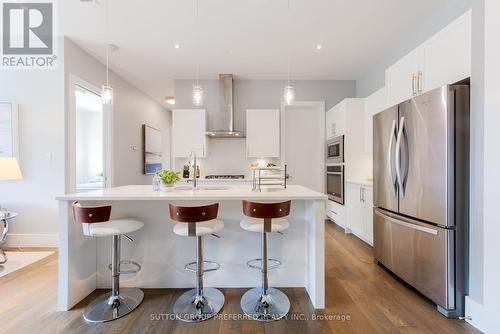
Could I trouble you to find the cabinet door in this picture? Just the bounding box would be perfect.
[246,109,280,157]
[172,109,207,157]
[386,48,420,106]
[421,11,471,93]
[347,183,364,237]
[364,187,374,245]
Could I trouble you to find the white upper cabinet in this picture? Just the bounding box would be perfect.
[421,10,471,92]
[364,87,387,154]
[246,109,280,158]
[326,102,347,140]
[386,48,422,106]
[386,10,471,107]
[172,109,207,158]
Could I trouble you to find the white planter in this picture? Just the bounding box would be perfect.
[160,183,176,192]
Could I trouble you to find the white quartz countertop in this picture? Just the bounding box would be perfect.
[56,184,327,201]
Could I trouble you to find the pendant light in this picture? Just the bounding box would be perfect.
[192,0,203,106]
[283,0,295,105]
[101,0,113,106]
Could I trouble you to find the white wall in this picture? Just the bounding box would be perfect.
[465,0,500,332]
[0,37,65,246]
[64,38,171,187]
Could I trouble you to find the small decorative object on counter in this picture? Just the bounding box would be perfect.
[252,165,287,192]
[182,165,190,179]
[196,165,200,178]
[157,170,180,192]
[152,171,161,191]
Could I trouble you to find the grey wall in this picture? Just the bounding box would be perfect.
[356,0,473,98]
[0,37,65,245]
[173,79,355,177]
[174,79,355,132]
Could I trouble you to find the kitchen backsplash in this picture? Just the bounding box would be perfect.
[174,137,279,179]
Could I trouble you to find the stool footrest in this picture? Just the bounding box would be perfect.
[108,260,141,274]
[184,260,220,273]
[246,258,282,271]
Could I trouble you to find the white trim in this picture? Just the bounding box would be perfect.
[3,233,59,248]
[67,74,114,193]
[465,296,499,333]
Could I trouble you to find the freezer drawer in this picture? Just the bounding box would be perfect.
[374,209,454,309]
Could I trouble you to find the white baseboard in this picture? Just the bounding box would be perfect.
[3,233,58,248]
[465,296,499,333]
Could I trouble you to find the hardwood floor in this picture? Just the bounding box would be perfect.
[0,222,481,334]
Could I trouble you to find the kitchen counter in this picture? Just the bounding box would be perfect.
[57,184,326,311]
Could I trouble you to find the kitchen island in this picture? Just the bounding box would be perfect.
[56,184,327,311]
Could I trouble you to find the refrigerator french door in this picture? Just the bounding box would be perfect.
[373,84,469,318]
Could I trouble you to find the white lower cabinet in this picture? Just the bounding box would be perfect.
[326,199,346,229]
[346,182,373,246]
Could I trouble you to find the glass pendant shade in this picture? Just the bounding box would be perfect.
[284,85,295,105]
[101,84,114,106]
[193,84,203,106]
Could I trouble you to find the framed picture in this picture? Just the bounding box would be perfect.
[0,102,19,158]
[142,124,163,175]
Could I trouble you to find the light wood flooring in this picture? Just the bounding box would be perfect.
[0,222,481,334]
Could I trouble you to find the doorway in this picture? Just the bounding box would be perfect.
[281,101,325,193]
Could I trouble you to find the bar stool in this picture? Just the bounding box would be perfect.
[169,203,225,322]
[240,200,291,321]
[72,201,144,323]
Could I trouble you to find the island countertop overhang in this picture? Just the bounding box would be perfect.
[56,184,328,201]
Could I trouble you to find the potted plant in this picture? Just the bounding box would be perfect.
[156,170,180,192]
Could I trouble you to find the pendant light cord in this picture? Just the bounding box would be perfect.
[105,0,109,85]
[195,0,200,87]
[287,0,291,86]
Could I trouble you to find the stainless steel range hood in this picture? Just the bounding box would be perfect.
[206,74,246,138]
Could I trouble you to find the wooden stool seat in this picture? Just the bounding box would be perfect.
[240,218,289,233]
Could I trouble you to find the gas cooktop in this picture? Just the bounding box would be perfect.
[205,175,245,179]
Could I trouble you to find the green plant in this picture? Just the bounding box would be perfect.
[157,169,180,185]
[97,171,104,177]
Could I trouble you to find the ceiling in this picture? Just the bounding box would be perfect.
[60,0,460,104]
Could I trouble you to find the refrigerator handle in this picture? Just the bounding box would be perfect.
[387,119,397,197]
[395,117,405,197]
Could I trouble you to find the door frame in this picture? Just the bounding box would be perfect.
[280,101,326,192]
[67,74,114,193]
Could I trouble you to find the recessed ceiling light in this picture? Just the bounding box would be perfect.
[174,44,180,49]
[316,44,322,50]
[165,96,176,105]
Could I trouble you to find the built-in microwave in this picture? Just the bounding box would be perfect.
[326,135,344,164]
[326,164,344,205]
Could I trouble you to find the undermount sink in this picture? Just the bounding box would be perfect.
[174,185,233,191]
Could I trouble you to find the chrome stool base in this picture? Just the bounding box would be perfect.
[83,288,144,323]
[173,287,225,322]
[240,287,290,322]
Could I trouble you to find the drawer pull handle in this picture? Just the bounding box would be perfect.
[375,210,438,235]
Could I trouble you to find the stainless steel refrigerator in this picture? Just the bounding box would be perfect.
[373,84,469,318]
